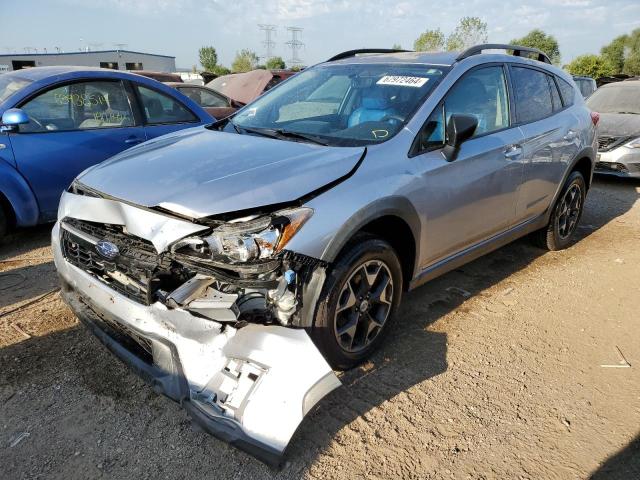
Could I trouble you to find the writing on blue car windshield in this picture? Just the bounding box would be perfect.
[228,63,447,147]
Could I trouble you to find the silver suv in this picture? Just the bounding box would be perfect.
[53,44,597,464]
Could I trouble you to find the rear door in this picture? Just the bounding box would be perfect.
[133,84,202,139]
[510,65,579,222]
[412,64,525,266]
[8,79,146,220]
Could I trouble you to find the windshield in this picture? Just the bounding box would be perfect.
[229,63,447,147]
[0,74,32,103]
[586,84,640,114]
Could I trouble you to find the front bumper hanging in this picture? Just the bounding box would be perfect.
[52,192,341,466]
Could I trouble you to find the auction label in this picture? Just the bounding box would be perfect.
[377,76,429,87]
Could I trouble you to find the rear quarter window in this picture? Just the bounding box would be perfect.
[557,77,576,107]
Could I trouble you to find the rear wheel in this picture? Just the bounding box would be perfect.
[312,236,403,370]
[534,171,586,251]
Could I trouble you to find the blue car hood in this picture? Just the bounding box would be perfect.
[78,127,365,218]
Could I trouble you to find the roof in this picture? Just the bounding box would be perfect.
[600,79,640,88]
[0,49,174,59]
[3,66,133,81]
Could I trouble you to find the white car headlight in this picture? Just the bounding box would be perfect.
[172,207,313,263]
[625,137,640,149]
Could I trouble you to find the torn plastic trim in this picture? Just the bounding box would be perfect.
[54,225,341,465]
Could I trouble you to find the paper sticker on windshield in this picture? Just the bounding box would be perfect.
[377,76,429,88]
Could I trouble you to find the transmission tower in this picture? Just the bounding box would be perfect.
[285,26,304,67]
[258,24,277,62]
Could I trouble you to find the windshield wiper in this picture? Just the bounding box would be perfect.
[614,111,639,115]
[233,125,329,146]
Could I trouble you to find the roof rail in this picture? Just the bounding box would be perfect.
[327,48,413,62]
[457,44,552,64]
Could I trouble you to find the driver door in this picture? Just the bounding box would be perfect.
[8,79,146,221]
[411,64,525,267]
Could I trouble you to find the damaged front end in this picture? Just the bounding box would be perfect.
[53,189,339,465]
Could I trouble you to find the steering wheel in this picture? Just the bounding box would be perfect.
[24,115,45,131]
[381,114,404,126]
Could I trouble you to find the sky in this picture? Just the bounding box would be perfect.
[2,0,640,69]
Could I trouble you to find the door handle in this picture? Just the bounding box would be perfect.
[563,130,577,141]
[124,137,143,145]
[503,144,523,159]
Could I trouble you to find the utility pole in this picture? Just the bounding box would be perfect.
[258,24,277,63]
[285,26,304,67]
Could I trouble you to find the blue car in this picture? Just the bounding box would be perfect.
[0,67,213,236]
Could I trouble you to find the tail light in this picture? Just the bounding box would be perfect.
[590,111,600,126]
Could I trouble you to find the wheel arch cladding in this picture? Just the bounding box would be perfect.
[322,197,421,290]
[572,156,593,189]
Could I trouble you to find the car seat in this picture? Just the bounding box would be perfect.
[348,88,396,127]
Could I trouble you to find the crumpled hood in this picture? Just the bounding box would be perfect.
[78,127,364,218]
[597,113,640,138]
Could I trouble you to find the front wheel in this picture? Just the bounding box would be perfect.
[534,171,586,251]
[312,236,403,370]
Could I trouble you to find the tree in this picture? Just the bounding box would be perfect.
[600,35,628,73]
[231,49,259,73]
[211,65,230,76]
[414,29,445,52]
[392,43,402,50]
[510,29,561,65]
[199,46,218,72]
[265,56,286,70]
[446,17,488,51]
[566,54,615,78]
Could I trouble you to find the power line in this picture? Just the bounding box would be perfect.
[258,24,277,62]
[285,26,304,67]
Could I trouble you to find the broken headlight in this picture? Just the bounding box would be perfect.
[172,207,313,263]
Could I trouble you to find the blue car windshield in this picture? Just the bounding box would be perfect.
[230,63,447,146]
[0,75,32,103]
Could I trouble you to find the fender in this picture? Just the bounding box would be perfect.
[543,145,596,224]
[0,158,40,227]
[320,195,422,277]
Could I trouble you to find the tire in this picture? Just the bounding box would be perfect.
[312,235,403,370]
[534,171,586,251]
[0,207,6,240]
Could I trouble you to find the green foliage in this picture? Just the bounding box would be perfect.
[231,49,259,73]
[566,54,615,78]
[446,17,488,51]
[600,35,628,73]
[289,65,304,72]
[211,65,230,76]
[198,46,218,72]
[265,56,286,70]
[392,43,402,50]
[510,29,561,65]
[414,29,445,52]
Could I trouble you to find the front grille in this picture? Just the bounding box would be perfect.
[595,161,628,173]
[597,136,629,152]
[61,218,167,305]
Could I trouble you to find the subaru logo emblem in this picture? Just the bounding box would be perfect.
[95,240,119,259]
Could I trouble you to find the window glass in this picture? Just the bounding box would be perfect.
[548,76,563,111]
[179,87,228,108]
[586,84,640,114]
[20,80,134,132]
[231,63,446,147]
[557,77,576,107]
[137,86,198,124]
[417,66,510,151]
[511,67,554,123]
[444,66,510,135]
[0,74,31,102]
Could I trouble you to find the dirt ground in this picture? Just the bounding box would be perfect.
[1,176,639,480]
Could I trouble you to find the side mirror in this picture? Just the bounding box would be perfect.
[442,113,478,162]
[1,108,30,132]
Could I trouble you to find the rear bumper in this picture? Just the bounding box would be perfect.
[52,221,340,465]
